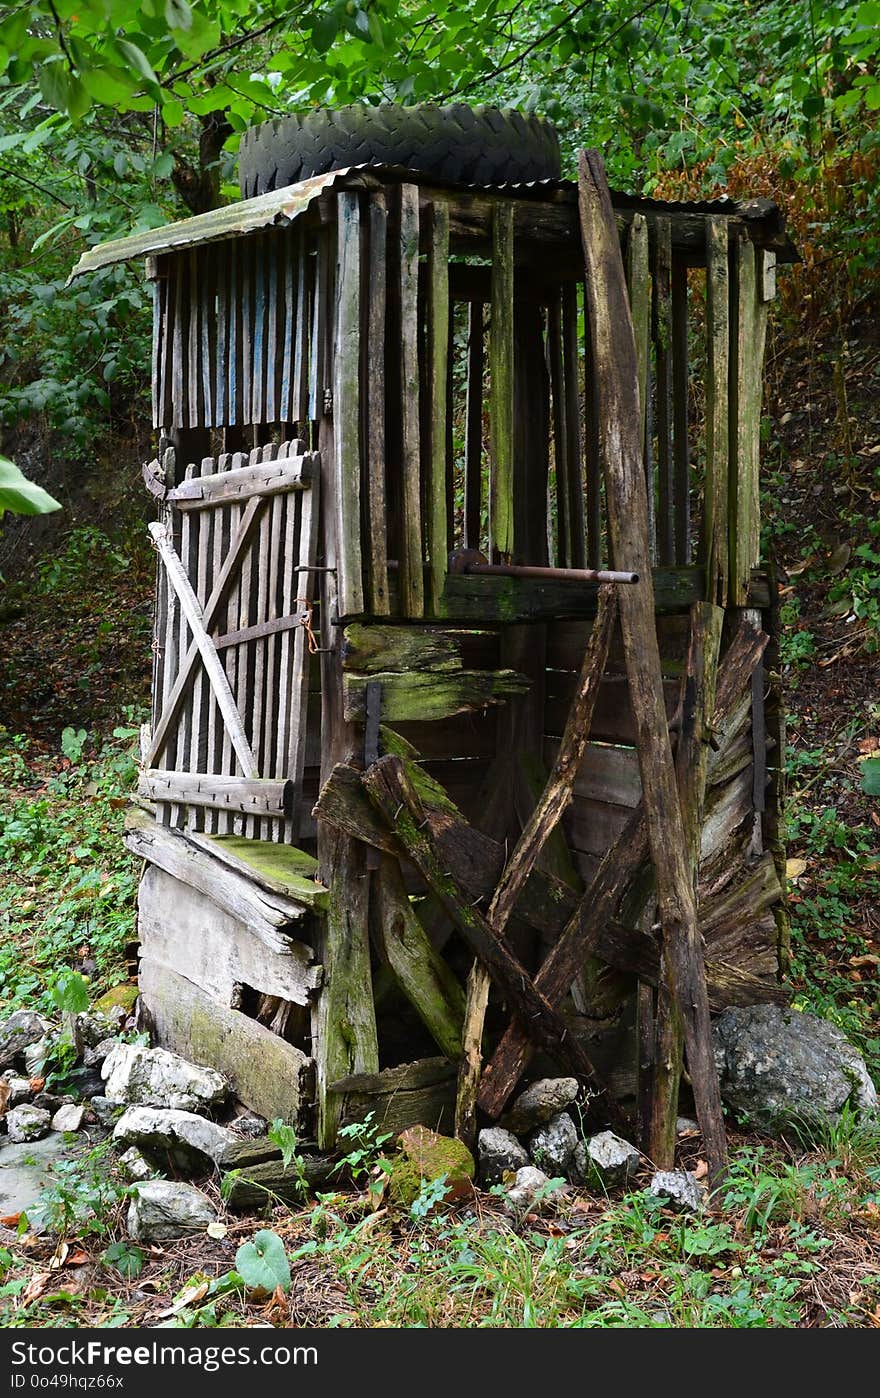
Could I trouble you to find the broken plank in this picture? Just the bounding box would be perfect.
[343,668,530,723]
[138,771,292,816]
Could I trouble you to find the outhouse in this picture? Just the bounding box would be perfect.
[72,111,795,1151]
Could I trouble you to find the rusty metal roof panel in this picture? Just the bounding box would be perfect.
[70,164,795,280]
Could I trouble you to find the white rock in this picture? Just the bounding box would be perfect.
[127,1180,217,1241]
[504,1078,579,1134]
[3,1076,32,1107]
[51,1103,85,1133]
[83,1038,118,1069]
[113,1106,240,1168]
[24,1037,53,1079]
[503,1166,567,1214]
[118,1146,154,1182]
[6,1104,52,1143]
[676,1117,699,1135]
[528,1112,578,1176]
[649,1170,705,1213]
[573,1131,641,1188]
[102,1044,227,1113]
[477,1127,529,1184]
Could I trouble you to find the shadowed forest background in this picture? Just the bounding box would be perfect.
[0,0,879,1328]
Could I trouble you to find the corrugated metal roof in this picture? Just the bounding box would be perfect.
[70,164,794,280]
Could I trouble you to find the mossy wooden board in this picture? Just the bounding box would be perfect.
[200,832,328,909]
[343,668,530,722]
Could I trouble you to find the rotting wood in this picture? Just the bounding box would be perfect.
[342,667,530,723]
[223,1151,340,1211]
[371,854,466,1061]
[188,829,327,909]
[464,300,484,550]
[166,452,313,508]
[654,216,673,567]
[489,202,515,561]
[341,623,490,674]
[702,217,730,601]
[138,771,292,817]
[427,199,450,615]
[140,959,312,1129]
[334,191,364,617]
[332,1057,457,1136]
[367,191,390,615]
[562,280,586,569]
[649,601,723,1165]
[362,755,628,1130]
[398,182,424,617]
[478,608,767,1121]
[730,234,769,605]
[672,259,690,564]
[578,148,728,1181]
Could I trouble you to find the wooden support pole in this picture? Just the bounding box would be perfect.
[333,191,364,617]
[648,601,724,1165]
[730,234,769,605]
[489,203,514,561]
[427,200,450,614]
[576,150,728,1181]
[702,217,730,602]
[654,216,674,567]
[366,191,390,616]
[478,614,767,1119]
[398,183,424,617]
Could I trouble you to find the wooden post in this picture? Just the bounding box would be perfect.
[578,149,728,1182]
[427,200,450,615]
[653,217,674,567]
[489,203,514,561]
[702,217,730,603]
[334,192,364,618]
[398,183,424,617]
[729,234,769,606]
[366,192,390,616]
[464,300,484,550]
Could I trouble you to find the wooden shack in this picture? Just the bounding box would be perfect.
[72,150,794,1160]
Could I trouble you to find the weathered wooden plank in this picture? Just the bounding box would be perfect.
[672,259,690,564]
[583,285,603,570]
[126,806,308,940]
[343,668,530,723]
[489,203,515,560]
[187,456,214,782]
[578,151,728,1178]
[265,238,280,424]
[730,235,769,605]
[286,466,320,842]
[372,854,465,1062]
[653,216,673,566]
[341,623,491,675]
[138,864,321,1008]
[700,218,730,598]
[334,1058,457,1136]
[562,280,586,569]
[138,771,292,816]
[187,829,327,909]
[140,959,312,1128]
[167,452,313,508]
[366,191,390,615]
[223,1152,339,1210]
[442,564,703,623]
[398,183,424,617]
[427,199,450,614]
[294,230,311,425]
[548,295,569,566]
[464,300,484,550]
[627,214,651,455]
[334,191,365,617]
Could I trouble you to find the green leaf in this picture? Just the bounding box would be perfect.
[113,39,161,93]
[161,97,185,127]
[165,0,193,30]
[102,1241,144,1280]
[50,968,90,1014]
[311,11,340,55]
[81,66,137,106]
[0,457,61,517]
[234,1230,291,1294]
[38,60,71,112]
[861,757,880,796]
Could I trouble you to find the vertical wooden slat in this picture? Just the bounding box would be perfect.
[227,248,240,427]
[295,231,311,427]
[187,250,201,430]
[426,199,450,614]
[148,259,161,429]
[729,235,767,605]
[260,473,286,837]
[291,473,320,842]
[252,233,267,426]
[489,202,514,561]
[156,262,174,432]
[171,258,186,432]
[653,216,673,565]
[464,300,484,550]
[672,259,690,564]
[280,231,296,425]
[266,236,279,426]
[583,289,602,570]
[366,191,390,615]
[246,442,275,835]
[208,456,232,833]
[309,231,328,424]
[200,247,214,428]
[627,213,652,567]
[562,279,586,569]
[334,191,364,618]
[275,484,301,842]
[187,457,214,808]
[547,294,569,566]
[398,182,423,617]
[215,247,228,427]
[241,240,254,427]
[170,460,195,826]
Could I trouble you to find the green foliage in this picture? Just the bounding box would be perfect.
[0,456,60,517]
[26,1141,129,1239]
[49,968,90,1014]
[0,722,143,1017]
[234,1229,291,1294]
[101,1240,145,1280]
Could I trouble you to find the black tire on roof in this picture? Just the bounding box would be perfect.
[237,102,561,197]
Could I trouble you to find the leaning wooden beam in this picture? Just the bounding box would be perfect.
[361,756,627,1131]
[648,601,724,1166]
[371,854,466,1062]
[477,613,767,1120]
[578,148,728,1181]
